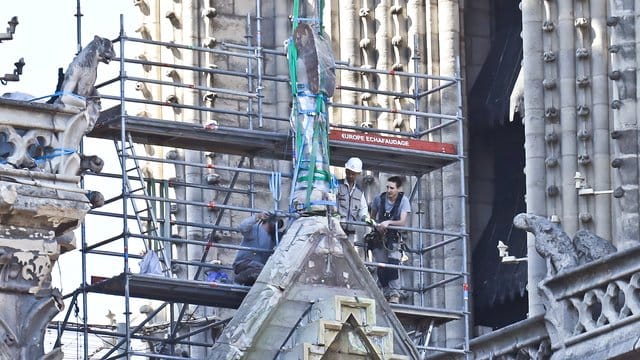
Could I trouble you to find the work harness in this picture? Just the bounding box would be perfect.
[365,192,405,251]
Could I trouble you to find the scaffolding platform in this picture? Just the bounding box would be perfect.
[89,273,249,308]
[90,106,458,175]
[390,303,462,326]
[88,274,461,328]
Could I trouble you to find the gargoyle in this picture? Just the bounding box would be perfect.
[513,213,616,278]
[55,35,115,108]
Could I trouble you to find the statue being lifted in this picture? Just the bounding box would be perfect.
[287,9,336,213]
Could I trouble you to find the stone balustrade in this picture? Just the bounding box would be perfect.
[0,97,100,179]
[539,245,640,359]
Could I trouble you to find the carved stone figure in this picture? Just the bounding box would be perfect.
[0,33,112,357]
[513,213,616,278]
[55,35,115,108]
[513,213,579,277]
[572,229,617,264]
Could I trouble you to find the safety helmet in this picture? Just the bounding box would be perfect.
[345,157,363,173]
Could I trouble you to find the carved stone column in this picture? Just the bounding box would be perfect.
[0,98,97,359]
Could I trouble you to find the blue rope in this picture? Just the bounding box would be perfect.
[28,91,86,103]
[309,199,337,207]
[330,174,338,190]
[35,148,76,163]
[298,109,318,116]
[269,171,282,202]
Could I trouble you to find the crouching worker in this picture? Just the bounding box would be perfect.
[233,212,283,286]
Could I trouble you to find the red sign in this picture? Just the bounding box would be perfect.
[329,130,456,154]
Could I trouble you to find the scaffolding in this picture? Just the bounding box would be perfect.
[51,13,469,360]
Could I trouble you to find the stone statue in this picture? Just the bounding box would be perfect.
[513,213,616,278]
[55,35,115,108]
[288,22,336,213]
[572,229,617,264]
[0,34,113,358]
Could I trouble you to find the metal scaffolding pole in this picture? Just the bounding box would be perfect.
[66,7,470,357]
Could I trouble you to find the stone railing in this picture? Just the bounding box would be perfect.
[539,245,640,359]
[430,315,550,360]
[0,97,100,178]
[466,315,550,360]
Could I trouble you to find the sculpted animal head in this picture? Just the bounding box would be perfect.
[513,213,579,276]
[513,213,554,234]
[92,35,116,64]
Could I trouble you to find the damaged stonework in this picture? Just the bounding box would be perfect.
[0,180,89,359]
[209,216,418,359]
[0,98,95,359]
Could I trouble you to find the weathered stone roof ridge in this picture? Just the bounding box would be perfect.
[209,215,419,359]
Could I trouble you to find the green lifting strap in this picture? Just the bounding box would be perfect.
[287,45,298,95]
[304,117,320,207]
[288,0,301,95]
[289,0,331,210]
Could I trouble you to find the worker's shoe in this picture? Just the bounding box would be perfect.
[387,295,400,304]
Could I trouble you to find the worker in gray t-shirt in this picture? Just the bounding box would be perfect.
[370,176,411,304]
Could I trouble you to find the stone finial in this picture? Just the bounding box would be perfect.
[542,78,556,89]
[577,128,591,141]
[606,16,620,26]
[542,21,555,32]
[545,132,559,144]
[576,48,590,59]
[611,158,623,168]
[543,51,556,62]
[576,76,590,87]
[359,38,371,49]
[545,157,559,168]
[544,107,559,122]
[202,7,217,19]
[133,0,150,15]
[609,70,622,80]
[166,11,182,28]
[576,105,590,116]
[574,18,590,28]
[611,99,623,109]
[0,16,18,42]
[578,154,591,165]
[390,5,403,14]
[136,23,152,40]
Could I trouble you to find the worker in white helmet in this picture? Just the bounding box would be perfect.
[336,157,371,257]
